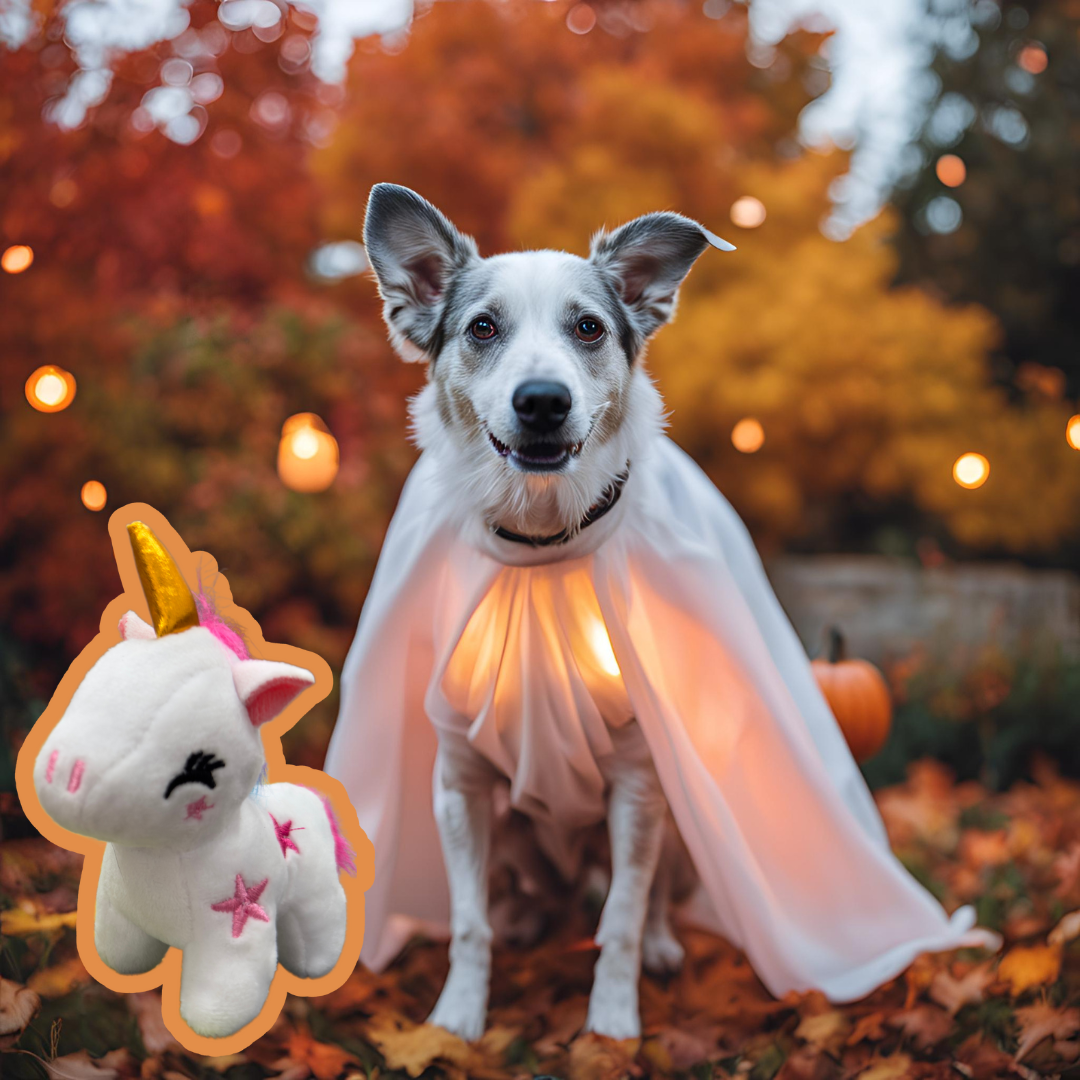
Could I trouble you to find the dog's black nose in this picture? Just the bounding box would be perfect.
[512,381,572,434]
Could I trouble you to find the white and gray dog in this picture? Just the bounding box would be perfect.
[359,183,730,1040]
[330,184,995,1045]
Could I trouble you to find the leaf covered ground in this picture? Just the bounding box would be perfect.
[6,759,1080,1079]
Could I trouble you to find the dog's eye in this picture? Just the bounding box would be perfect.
[470,317,498,341]
[575,318,604,343]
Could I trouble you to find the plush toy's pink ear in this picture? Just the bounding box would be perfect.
[232,659,315,727]
[118,610,156,641]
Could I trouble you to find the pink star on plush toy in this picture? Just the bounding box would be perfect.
[211,874,270,938]
[185,795,214,820]
[270,813,302,857]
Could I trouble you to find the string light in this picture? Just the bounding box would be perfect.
[1018,43,1048,74]
[731,417,765,453]
[935,155,966,187]
[1067,415,1080,451]
[277,413,339,492]
[2,245,34,273]
[953,452,989,489]
[25,365,77,412]
[730,196,766,229]
[81,481,107,511]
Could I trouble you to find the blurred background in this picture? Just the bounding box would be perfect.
[3,0,1080,813]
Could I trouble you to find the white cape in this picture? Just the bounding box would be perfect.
[325,435,998,1001]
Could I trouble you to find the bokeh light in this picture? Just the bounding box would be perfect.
[1067,415,1080,451]
[80,481,107,512]
[732,417,765,453]
[25,365,77,413]
[953,452,990,489]
[277,413,339,492]
[1018,43,1048,74]
[935,154,966,188]
[566,4,596,34]
[730,196,767,229]
[2,245,34,273]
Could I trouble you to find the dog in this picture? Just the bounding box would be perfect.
[325,183,997,1043]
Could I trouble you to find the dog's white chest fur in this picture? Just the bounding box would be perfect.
[438,562,633,828]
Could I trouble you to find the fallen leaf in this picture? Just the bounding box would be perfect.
[1052,843,1080,899]
[28,955,90,999]
[567,1032,640,1080]
[887,1005,953,1050]
[641,1027,714,1072]
[929,962,994,1015]
[997,944,1062,996]
[1014,1003,1080,1062]
[0,977,41,1048]
[846,1011,887,1046]
[901,953,937,1009]
[1048,908,1080,947]
[857,1054,913,1080]
[795,1010,850,1053]
[959,829,1011,869]
[0,909,78,936]
[44,1048,133,1080]
[363,1014,471,1078]
[281,1026,359,1080]
[125,992,178,1054]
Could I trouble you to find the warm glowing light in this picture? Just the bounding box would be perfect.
[1018,43,1048,74]
[566,2,596,33]
[278,413,339,492]
[25,365,77,413]
[730,196,767,229]
[1067,415,1080,451]
[2,245,34,273]
[731,417,765,453]
[81,480,107,512]
[953,452,989,489]
[291,428,321,460]
[587,618,621,677]
[935,154,966,188]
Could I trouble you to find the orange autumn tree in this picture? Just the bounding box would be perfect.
[2,0,1079,783]
[319,0,1080,557]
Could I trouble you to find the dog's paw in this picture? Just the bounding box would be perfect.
[642,921,685,975]
[584,987,641,1040]
[427,971,489,1042]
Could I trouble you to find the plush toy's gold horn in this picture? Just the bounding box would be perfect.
[127,521,199,638]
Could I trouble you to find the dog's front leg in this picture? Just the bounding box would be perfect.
[586,732,667,1039]
[427,736,496,1041]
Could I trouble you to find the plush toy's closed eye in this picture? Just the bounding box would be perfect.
[164,750,226,799]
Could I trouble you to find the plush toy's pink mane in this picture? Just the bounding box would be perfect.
[195,594,251,661]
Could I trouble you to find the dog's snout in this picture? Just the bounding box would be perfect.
[512,381,572,435]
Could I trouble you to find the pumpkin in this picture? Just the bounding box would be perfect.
[811,628,892,762]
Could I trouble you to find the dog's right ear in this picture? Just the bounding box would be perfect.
[363,184,480,362]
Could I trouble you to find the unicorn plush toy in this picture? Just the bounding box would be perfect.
[32,522,352,1039]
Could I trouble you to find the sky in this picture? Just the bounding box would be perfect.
[0,0,951,235]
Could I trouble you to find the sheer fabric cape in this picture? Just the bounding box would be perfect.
[325,435,998,1001]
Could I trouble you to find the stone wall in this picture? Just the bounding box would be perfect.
[766,555,1080,665]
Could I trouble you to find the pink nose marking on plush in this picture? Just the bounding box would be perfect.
[45,750,59,783]
[67,759,85,794]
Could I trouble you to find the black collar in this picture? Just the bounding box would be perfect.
[490,466,631,548]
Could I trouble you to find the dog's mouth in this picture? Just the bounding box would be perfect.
[487,431,586,473]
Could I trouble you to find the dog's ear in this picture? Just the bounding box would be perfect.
[363,183,480,362]
[590,212,734,349]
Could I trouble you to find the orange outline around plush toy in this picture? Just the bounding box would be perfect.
[14,504,373,1055]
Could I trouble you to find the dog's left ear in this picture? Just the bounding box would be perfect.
[363,183,480,362]
[590,212,734,349]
